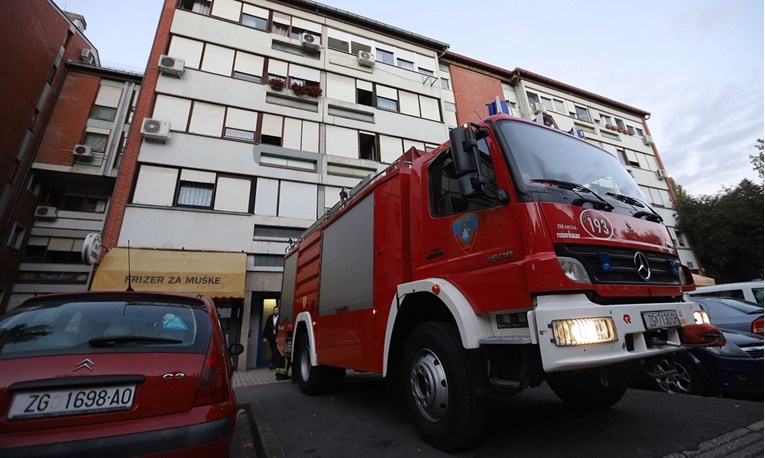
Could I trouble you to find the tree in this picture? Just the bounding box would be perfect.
[752,139,764,180]
[674,179,764,283]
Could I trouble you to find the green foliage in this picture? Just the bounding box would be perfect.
[752,139,764,180]
[675,179,764,283]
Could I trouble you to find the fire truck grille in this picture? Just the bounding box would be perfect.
[554,244,681,285]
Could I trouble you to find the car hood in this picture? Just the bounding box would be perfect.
[720,328,764,347]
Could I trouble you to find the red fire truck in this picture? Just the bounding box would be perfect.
[278,114,722,451]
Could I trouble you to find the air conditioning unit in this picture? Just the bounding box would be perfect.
[357,50,375,68]
[643,135,654,146]
[656,169,667,179]
[72,144,93,158]
[158,55,185,78]
[301,33,321,50]
[80,48,95,64]
[35,206,58,219]
[140,118,171,143]
[532,102,546,114]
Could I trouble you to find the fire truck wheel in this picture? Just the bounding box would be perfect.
[295,333,329,395]
[402,322,486,452]
[546,364,628,408]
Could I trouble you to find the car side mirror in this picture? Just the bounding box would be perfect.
[229,343,244,355]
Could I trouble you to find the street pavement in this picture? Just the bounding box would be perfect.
[230,368,763,458]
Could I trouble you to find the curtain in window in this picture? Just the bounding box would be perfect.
[177,182,213,207]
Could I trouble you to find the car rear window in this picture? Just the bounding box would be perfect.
[0,300,212,358]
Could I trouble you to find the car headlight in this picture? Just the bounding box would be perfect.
[705,340,749,357]
[551,317,617,346]
[557,257,591,283]
[693,310,710,324]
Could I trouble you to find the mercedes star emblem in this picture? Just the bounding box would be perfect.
[633,251,651,281]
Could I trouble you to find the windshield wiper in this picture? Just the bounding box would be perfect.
[606,192,645,208]
[89,336,183,347]
[605,192,664,223]
[529,179,614,211]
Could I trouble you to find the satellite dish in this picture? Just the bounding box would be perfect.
[82,233,103,265]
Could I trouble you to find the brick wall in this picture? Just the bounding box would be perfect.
[449,65,503,126]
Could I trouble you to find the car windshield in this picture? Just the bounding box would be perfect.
[0,300,210,357]
[498,120,647,202]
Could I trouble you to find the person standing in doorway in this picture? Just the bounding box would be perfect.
[263,306,282,369]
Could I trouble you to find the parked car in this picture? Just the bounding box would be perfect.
[690,296,763,336]
[640,328,763,396]
[689,281,764,305]
[0,291,244,457]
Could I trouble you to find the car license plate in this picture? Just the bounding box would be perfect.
[642,310,681,330]
[8,384,135,420]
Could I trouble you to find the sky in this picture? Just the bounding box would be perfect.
[53,0,764,197]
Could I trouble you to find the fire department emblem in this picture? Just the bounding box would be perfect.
[452,214,478,254]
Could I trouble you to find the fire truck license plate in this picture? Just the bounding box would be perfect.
[642,310,681,330]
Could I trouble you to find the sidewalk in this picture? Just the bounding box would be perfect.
[232,367,288,388]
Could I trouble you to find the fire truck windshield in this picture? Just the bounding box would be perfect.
[498,120,646,204]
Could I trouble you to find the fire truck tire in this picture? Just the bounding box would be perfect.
[295,333,330,395]
[402,322,486,452]
[546,364,628,408]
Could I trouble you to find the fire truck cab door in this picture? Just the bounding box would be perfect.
[415,135,524,307]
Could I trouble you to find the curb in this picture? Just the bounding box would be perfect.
[249,400,285,458]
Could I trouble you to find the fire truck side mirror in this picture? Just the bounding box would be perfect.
[449,126,478,175]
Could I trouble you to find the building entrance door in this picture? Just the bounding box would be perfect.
[246,295,279,368]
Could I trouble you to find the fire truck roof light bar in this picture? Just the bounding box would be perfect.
[551,317,617,346]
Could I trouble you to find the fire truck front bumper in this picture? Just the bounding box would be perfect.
[528,294,718,373]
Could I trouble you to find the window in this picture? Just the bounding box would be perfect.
[254,226,305,239]
[418,68,434,76]
[253,255,285,267]
[619,148,640,167]
[224,128,255,141]
[8,223,26,250]
[83,132,108,152]
[376,49,394,65]
[176,182,214,208]
[540,97,553,111]
[615,118,626,129]
[61,195,107,212]
[179,0,211,14]
[397,58,414,70]
[328,36,349,52]
[242,13,268,31]
[441,78,451,90]
[574,106,591,122]
[429,138,498,217]
[553,99,566,113]
[261,113,283,145]
[527,92,540,107]
[376,96,398,111]
[627,126,635,135]
[233,52,264,83]
[22,237,85,264]
[635,128,645,137]
[674,230,686,247]
[357,86,373,107]
[600,114,613,126]
[89,106,117,122]
[351,42,371,55]
[359,132,377,161]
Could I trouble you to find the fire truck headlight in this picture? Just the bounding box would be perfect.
[557,257,592,283]
[551,317,617,346]
[693,310,710,324]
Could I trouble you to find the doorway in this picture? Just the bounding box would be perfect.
[246,294,279,369]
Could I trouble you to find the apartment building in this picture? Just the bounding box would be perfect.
[444,53,700,271]
[0,0,141,311]
[2,0,700,371]
[94,0,455,369]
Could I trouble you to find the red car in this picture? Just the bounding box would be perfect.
[0,291,243,457]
